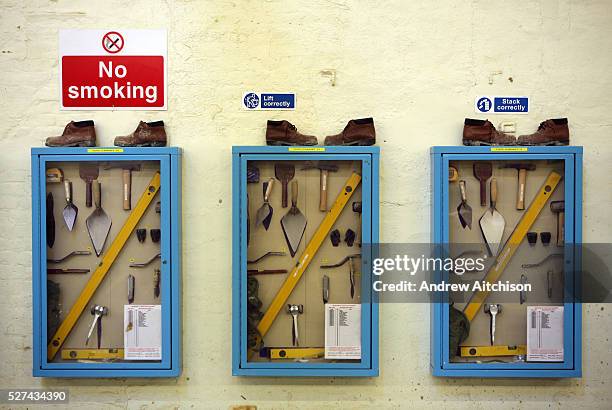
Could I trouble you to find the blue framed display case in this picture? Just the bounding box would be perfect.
[232,146,379,377]
[31,147,181,377]
[430,146,582,378]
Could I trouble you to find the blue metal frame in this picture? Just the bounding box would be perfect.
[430,146,583,378]
[232,146,380,377]
[31,147,182,378]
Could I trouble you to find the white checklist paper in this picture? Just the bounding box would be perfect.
[325,304,361,360]
[527,306,563,362]
[124,305,162,360]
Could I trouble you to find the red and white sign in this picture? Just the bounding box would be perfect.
[60,29,167,110]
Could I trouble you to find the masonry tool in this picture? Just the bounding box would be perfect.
[460,345,526,358]
[249,173,361,358]
[479,178,505,257]
[345,229,356,246]
[449,166,459,182]
[136,228,146,243]
[287,304,303,346]
[484,303,502,345]
[129,252,161,268]
[47,250,91,263]
[547,270,554,299]
[550,201,565,246]
[527,232,537,245]
[275,163,295,208]
[352,201,362,246]
[247,269,288,276]
[462,171,562,322]
[457,180,472,229]
[301,161,339,211]
[521,253,563,269]
[247,251,286,264]
[86,182,112,256]
[330,229,341,247]
[265,347,325,360]
[473,162,492,206]
[154,268,161,298]
[79,163,99,207]
[280,180,307,257]
[520,274,528,304]
[247,165,260,183]
[46,192,55,248]
[62,348,124,360]
[247,193,250,245]
[255,178,274,229]
[322,275,330,303]
[62,180,78,231]
[86,305,107,349]
[47,172,160,359]
[500,163,536,210]
[150,228,160,243]
[47,268,90,274]
[46,168,63,183]
[128,274,135,304]
[104,162,141,210]
[321,254,361,299]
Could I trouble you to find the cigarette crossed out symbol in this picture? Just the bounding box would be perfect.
[102,31,124,54]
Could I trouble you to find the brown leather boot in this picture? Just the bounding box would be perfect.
[517,118,569,146]
[266,120,317,146]
[324,118,375,146]
[45,120,96,147]
[114,121,167,147]
[462,119,516,146]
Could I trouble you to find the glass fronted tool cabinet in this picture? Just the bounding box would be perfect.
[31,147,181,377]
[430,146,582,378]
[232,146,379,376]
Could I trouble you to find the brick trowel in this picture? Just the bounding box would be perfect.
[457,180,472,229]
[281,180,307,257]
[479,178,505,257]
[86,182,112,256]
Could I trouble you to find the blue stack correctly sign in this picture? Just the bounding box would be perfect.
[243,92,295,110]
[475,96,529,114]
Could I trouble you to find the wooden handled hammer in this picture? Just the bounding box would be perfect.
[500,163,536,210]
[301,161,339,211]
[104,162,142,210]
[550,201,565,246]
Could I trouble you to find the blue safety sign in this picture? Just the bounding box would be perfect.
[243,92,295,110]
[475,96,529,114]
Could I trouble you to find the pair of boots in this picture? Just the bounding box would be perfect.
[45,120,167,147]
[266,118,376,146]
[463,118,569,146]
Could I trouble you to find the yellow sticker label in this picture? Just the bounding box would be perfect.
[490,147,528,152]
[288,147,325,152]
[87,148,124,153]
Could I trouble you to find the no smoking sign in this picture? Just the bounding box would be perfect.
[102,31,124,53]
[59,29,167,110]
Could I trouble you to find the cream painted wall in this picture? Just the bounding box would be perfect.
[1,0,611,408]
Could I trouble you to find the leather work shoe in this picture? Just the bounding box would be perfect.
[324,118,376,146]
[462,118,516,146]
[517,118,569,146]
[266,120,317,146]
[45,120,96,147]
[114,121,167,147]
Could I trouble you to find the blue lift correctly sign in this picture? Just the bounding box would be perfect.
[243,92,295,110]
[475,96,529,114]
